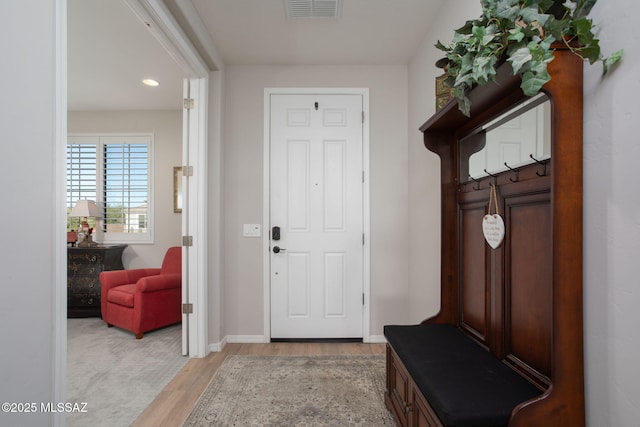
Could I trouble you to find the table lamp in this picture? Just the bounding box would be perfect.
[69,200,102,247]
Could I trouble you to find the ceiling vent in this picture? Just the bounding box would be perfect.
[285,0,341,19]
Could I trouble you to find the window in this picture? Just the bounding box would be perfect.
[67,134,153,243]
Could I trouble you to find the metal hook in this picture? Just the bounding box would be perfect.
[529,154,547,176]
[504,162,519,182]
[469,175,480,191]
[483,168,498,185]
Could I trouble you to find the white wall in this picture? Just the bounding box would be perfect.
[68,110,183,269]
[223,65,409,338]
[0,1,64,426]
[408,0,481,323]
[207,69,226,346]
[409,1,640,425]
[583,0,640,425]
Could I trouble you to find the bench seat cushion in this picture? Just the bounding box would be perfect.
[384,324,542,427]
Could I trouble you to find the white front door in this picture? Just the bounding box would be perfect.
[269,93,364,339]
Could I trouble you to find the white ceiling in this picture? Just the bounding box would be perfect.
[67,0,185,110]
[67,0,444,111]
[192,0,444,66]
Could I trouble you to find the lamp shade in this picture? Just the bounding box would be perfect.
[69,200,102,218]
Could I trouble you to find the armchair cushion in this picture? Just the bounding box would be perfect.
[107,284,136,307]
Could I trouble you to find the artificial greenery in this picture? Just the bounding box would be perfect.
[436,0,623,116]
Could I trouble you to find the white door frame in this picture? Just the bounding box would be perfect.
[263,88,371,342]
[123,0,210,357]
[53,2,68,424]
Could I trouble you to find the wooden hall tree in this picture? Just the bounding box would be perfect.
[417,44,585,425]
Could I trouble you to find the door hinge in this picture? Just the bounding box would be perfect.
[362,171,365,183]
[183,98,195,109]
[362,111,365,123]
[182,303,193,314]
[362,233,365,245]
[182,235,193,246]
[363,293,365,306]
[182,165,193,177]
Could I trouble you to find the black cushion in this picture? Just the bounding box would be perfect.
[384,324,542,427]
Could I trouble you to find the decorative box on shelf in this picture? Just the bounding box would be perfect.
[435,73,453,112]
[67,244,127,318]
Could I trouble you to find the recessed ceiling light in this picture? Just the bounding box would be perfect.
[142,79,159,87]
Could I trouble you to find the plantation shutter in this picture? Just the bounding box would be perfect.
[66,136,98,229]
[102,136,150,234]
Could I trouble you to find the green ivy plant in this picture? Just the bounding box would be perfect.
[436,0,623,116]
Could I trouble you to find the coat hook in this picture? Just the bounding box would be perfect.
[529,154,547,176]
[483,168,498,185]
[504,162,519,182]
[314,102,319,111]
[469,175,480,191]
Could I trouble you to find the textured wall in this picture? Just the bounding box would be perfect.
[583,0,640,425]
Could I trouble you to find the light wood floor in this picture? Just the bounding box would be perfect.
[131,342,386,427]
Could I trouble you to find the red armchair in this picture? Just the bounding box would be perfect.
[100,246,182,339]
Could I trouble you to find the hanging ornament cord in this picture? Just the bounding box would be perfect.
[488,184,500,217]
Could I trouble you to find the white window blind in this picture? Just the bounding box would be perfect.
[66,139,98,211]
[66,134,153,243]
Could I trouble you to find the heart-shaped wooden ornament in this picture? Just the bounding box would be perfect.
[483,214,505,249]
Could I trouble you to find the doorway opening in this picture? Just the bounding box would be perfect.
[63,0,212,422]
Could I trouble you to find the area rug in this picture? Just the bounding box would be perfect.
[184,355,395,426]
[66,318,188,427]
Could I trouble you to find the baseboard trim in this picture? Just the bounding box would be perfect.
[209,334,386,351]
[226,335,268,344]
[368,334,387,343]
[208,336,228,353]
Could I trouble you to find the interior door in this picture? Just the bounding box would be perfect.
[270,93,364,339]
[180,79,190,356]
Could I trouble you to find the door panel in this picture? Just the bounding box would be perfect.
[270,93,363,339]
[287,140,310,231]
[287,252,310,317]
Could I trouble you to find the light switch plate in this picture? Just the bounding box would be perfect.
[243,224,261,237]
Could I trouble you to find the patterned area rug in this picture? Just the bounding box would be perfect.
[66,318,187,427]
[184,355,395,426]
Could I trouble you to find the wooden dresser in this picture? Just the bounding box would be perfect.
[67,245,127,318]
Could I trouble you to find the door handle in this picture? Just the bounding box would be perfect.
[273,246,286,254]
